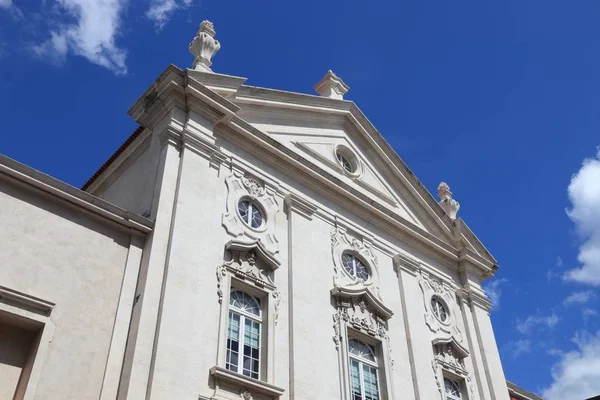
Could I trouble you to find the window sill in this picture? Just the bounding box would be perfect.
[210,366,285,398]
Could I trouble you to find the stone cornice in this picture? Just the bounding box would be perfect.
[122,66,498,276]
[393,252,421,276]
[221,115,460,267]
[0,155,153,236]
[0,286,55,316]
[210,366,285,398]
[283,192,317,220]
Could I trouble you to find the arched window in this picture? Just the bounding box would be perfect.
[431,297,448,323]
[348,339,380,400]
[341,253,370,282]
[226,290,262,379]
[444,378,462,400]
[238,200,264,229]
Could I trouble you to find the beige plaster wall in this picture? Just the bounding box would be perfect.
[0,179,133,400]
[98,133,161,217]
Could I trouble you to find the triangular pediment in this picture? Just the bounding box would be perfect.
[235,100,456,243]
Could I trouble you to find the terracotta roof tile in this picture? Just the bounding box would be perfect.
[81,126,145,191]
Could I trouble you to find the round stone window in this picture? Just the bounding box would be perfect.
[341,252,369,282]
[334,146,360,175]
[238,199,264,229]
[431,296,448,322]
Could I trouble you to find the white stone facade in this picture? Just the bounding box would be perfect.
[0,22,511,400]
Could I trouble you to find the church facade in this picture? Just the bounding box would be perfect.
[1,21,526,400]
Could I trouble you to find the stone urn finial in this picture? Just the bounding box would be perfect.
[189,20,221,72]
[437,182,460,220]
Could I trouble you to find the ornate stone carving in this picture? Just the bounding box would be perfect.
[189,20,221,72]
[216,265,227,304]
[272,290,281,326]
[418,271,463,342]
[434,342,465,372]
[223,172,279,257]
[333,297,394,368]
[330,227,381,298]
[242,177,266,198]
[332,306,349,349]
[437,182,460,220]
[239,389,253,400]
[432,360,442,394]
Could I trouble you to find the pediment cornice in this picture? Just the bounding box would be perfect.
[125,67,498,278]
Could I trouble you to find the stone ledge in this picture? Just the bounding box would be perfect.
[210,366,285,399]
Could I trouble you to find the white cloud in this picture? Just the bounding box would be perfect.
[547,257,563,282]
[516,312,560,334]
[0,0,24,19]
[483,278,508,310]
[543,330,600,400]
[564,148,600,285]
[563,290,595,306]
[147,0,192,30]
[504,339,532,358]
[31,0,128,74]
[582,308,598,323]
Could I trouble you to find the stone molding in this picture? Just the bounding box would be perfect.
[209,366,285,400]
[0,287,55,400]
[0,155,153,236]
[222,171,280,257]
[283,192,317,220]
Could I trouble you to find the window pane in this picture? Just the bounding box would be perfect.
[226,312,240,372]
[251,206,263,228]
[229,290,261,316]
[350,359,362,400]
[242,318,260,379]
[363,364,379,400]
[238,201,249,223]
[348,339,376,362]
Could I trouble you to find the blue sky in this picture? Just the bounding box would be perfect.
[2,1,600,398]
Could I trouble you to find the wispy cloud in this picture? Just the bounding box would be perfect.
[0,0,24,19]
[147,0,193,30]
[547,256,563,282]
[516,312,560,334]
[29,0,128,74]
[543,330,600,400]
[504,339,532,358]
[582,308,598,323]
[564,148,600,285]
[563,290,595,306]
[483,278,508,310]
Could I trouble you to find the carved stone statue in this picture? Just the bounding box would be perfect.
[189,20,221,72]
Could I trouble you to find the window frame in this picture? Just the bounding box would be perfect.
[431,296,449,323]
[336,323,393,400]
[347,338,382,400]
[237,199,265,230]
[226,290,263,379]
[216,269,278,385]
[341,252,370,282]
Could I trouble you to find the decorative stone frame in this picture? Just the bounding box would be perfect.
[418,271,463,343]
[418,272,476,399]
[222,171,280,257]
[332,296,395,400]
[432,351,477,400]
[213,243,284,400]
[0,286,55,400]
[331,227,383,301]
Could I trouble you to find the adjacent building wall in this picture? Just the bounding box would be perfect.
[0,176,142,400]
